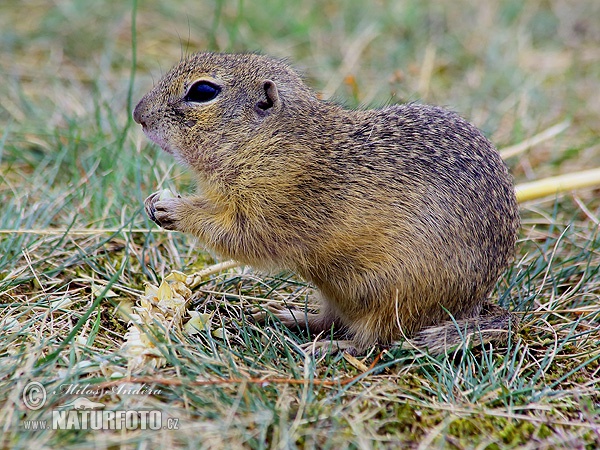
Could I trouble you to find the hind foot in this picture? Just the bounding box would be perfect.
[300,339,359,356]
[250,301,321,329]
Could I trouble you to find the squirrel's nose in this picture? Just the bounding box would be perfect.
[133,100,146,127]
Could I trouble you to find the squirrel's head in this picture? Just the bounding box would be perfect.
[133,52,314,171]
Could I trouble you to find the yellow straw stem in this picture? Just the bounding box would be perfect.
[515,167,600,203]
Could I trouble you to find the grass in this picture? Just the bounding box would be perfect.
[1,0,599,448]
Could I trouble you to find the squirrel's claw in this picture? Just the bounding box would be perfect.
[144,191,161,224]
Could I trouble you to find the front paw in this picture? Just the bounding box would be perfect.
[144,191,182,231]
[144,191,161,224]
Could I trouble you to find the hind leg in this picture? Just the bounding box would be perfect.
[251,298,338,335]
[251,298,365,354]
[299,339,359,356]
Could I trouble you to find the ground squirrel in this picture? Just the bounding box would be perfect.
[134,52,520,355]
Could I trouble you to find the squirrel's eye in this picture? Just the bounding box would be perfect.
[184,81,221,103]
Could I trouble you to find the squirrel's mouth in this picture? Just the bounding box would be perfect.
[141,128,176,156]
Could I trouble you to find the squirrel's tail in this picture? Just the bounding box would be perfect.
[403,302,520,355]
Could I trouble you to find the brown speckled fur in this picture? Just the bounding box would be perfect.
[134,52,520,355]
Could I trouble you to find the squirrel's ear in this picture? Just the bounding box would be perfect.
[254,80,279,116]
